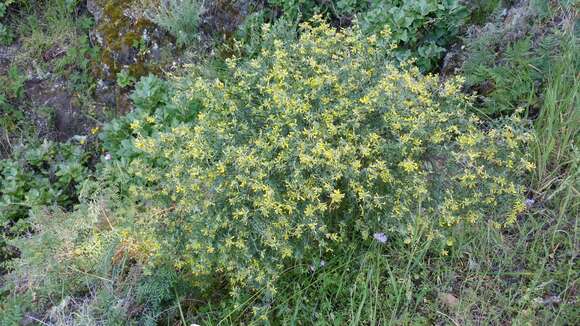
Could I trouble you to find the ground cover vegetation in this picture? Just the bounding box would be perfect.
[0,0,577,324]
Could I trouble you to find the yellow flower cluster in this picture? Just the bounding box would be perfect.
[126,17,531,295]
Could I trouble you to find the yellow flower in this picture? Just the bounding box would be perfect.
[130,120,141,131]
[330,189,345,205]
[400,158,419,173]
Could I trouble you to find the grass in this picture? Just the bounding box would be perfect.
[531,28,579,217]
[0,0,99,150]
[200,210,575,324]
[13,0,80,66]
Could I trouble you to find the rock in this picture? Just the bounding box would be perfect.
[87,0,175,81]
[438,292,460,308]
[0,43,19,75]
[87,0,104,23]
[440,43,465,81]
[94,79,117,107]
[42,45,67,62]
[25,79,93,141]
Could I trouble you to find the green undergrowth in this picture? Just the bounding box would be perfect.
[263,0,470,71]
[530,26,578,217]
[13,0,98,99]
[0,139,91,267]
[461,0,573,116]
[144,0,204,48]
[204,209,576,324]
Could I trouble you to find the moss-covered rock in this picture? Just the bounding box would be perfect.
[87,0,174,81]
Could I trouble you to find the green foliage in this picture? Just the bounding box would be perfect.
[268,0,367,22]
[2,188,127,323]
[359,0,469,71]
[1,65,26,101]
[145,0,204,47]
[0,66,26,139]
[101,74,169,157]
[234,12,297,59]
[1,15,536,324]
[267,0,470,71]
[2,184,200,325]
[0,293,27,326]
[0,140,90,260]
[0,0,16,45]
[100,74,201,159]
[468,0,503,25]
[0,64,24,110]
[54,33,99,97]
[461,1,562,116]
[3,1,576,324]
[0,140,89,220]
[530,27,578,216]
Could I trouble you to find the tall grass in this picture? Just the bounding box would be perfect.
[531,17,579,217]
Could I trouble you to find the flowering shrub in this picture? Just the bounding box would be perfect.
[120,17,533,297]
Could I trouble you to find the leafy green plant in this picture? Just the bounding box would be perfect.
[100,74,201,159]
[1,65,26,100]
[100,74,171,158]
[359,0,469,71]
[54,34,99,97]
[116,68,136,88]
[268,0,368,23]
[460,0,563,116]
[0,103,24,137]
[0,140,90,261]
[145,0,204,47]
[468,0,502,25]
[0,140,88,217]
[0,66,27,141]
[0,0,15,45]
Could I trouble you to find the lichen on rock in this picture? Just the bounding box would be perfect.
[87,0,174,82]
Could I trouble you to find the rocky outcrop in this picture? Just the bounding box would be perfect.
[87,0,175,81]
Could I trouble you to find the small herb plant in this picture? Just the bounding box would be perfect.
[145,0,204,47]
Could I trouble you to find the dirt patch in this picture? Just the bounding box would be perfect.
[24,78,93,141]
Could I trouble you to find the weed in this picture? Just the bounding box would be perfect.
[116,68,136,88]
